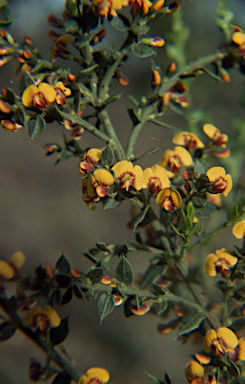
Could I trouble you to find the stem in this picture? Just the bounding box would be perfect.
[98,109,126,161]
[185,220,231,254]
[61,112,110,144]
[125,51,226,160]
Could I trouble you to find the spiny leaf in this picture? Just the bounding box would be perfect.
[177,314,205,337]
[27,115,46,140]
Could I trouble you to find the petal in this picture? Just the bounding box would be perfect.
[112,160,133,179]
[237,338,245,360]
[204,253,218,276]
[232,31,245,46]
[132,165,144,190]
[174,146,192,166]
[86,148,102,165]
[8,251,25,271]
[217,327,238,349]
[22,84,38,107]
[38,83,56,103]
[232,221,245,239]
[93,169,114,186]
[0,260,15,280]
[203,329,217,353]
[22,306,42,327]
[217,251,238,267]
[185,361,204,382]
[172,132,204,149]
[170,189,182,209]
[86,367,110,383]
[203,124,220,140]
[42,306,61,328]
[206,166,226,181]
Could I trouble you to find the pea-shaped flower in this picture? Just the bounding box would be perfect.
[203,124,228,147]
[112,160,143,191]
[207,166,232,196]
[160,146,192,173]
[203,327,238,357]
[22,305,61,335]
[142,164,170,195]
[204,248,238,277]
[172,132,204,151]
[79,367,110,384]
[88,169,114,197]
[185,361,205,383]
[156,188,182,211]
[80,148,102,174]
[22,83,56,110]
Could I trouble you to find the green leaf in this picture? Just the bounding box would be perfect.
[60,288,73,305]
[115,256,133,286]
[98,293,115,323]
[101,145,114,166]
[179,211,192,235]
[227,361,240,377]
[27,115,46,140]
[130,43,155,58]
[227,204,239,222]
[75,32,94,50]
[50,317,69,346]
[0,322,16,341]
[194,160,206,174]
[137,24,150,36]
[4,88,16,104]
[64,19,79,34]
[73,284,83,300]
[47,104,64,123]
[141,263,167,289]
[20,70,36,94]
[102,196,120,210]
[177,314,205,337]
[48,289,62,308]
[153,300,167,315]
[56,254,70,274]
[55,149,73,164]
[144,371,164,384]
[187,202,196,222]
[55,274,72,288]
[14,106,27,127]
[86,267,104,284]
[109,16,129,32]
[195,202,220,219]
[127,108,141,126]
[131,205,150,231]
[165,372,171,384]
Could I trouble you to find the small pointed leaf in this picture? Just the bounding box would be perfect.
[115,256,133,286]
[50,317,69,346]
[98,293,115,322]
[177,314,205,336]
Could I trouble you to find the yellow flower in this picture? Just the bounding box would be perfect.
[237,338,245,361]
[0,251,25,281]
[54,81,71,105]
[204,248,238,277]
[80,149,102,174]
[22,305,61,335]
[130,0,152,15]
[160,146,192,173]
[92,0,129,17]
[172,132,204,151]
[185,361,205,383]
[232,31,245,49]
[232,221,245,239]
[203,327,238,357]
[112,160,143,191]
[203,124,228,148]
[142,164,170,195]
[22,83,56,109]
[78,367,110,384]
[88,169,114,197]
[206,167,232,196]
[156,188,182,211]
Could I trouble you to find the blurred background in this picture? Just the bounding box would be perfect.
[1,0,245,383]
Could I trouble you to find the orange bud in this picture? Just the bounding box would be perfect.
[67,73,76,82]
[152,69,161,86]
[44,262,55,279]
[152,0,165,11]
[1,120,15,131]
[0,99,12,113]
[23,49,31,59]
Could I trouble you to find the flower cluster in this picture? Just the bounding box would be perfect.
[80,125,232,213]
[186,327,245,384]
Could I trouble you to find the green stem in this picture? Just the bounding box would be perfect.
[125,51,226,160]
[61,112,110,144]
[98,109,126,161]
[185,220,231,254]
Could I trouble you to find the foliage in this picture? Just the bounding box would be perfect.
[1,0,245,383]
